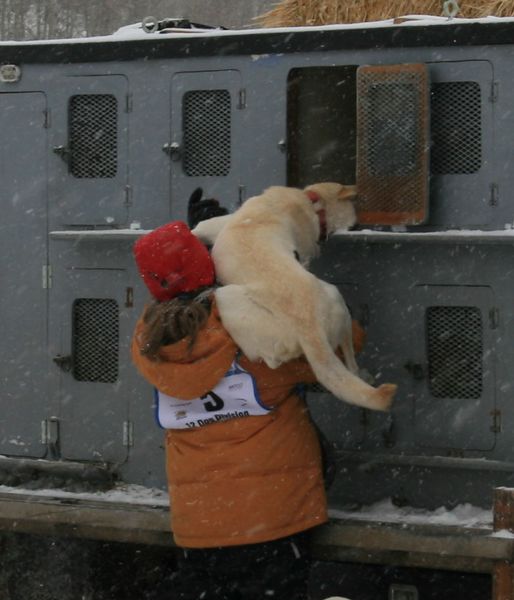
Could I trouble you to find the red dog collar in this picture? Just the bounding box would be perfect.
[305,190,327,241]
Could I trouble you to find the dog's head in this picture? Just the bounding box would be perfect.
[304,182,357,236]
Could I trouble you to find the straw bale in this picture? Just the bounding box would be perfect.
[256,0,514,27]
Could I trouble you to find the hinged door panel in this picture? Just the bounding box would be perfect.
[50,75,129,227]
[170,70,242,220]
[412,285,496,450]
[50,267,130,463]
[356,63,430,225]
[0,92,50,458]
[428,60,494,227]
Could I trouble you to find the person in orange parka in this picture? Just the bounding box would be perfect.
[132,222,327,600]
[131,218,356,599]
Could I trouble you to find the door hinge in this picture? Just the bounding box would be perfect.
[44,108,51,128]
[238,88,246,109]
[42,264,52,289]
[124,185,133,207]
[238,185,246,206]
[490,183,499,207]
[41,417,60,455]
[489,307,500,329]
[125,286,134,308]
[491,409,502,433]
[123,421,134,447]
[490,81,499,103]
[125,93,133,113]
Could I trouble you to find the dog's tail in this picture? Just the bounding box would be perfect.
[299,330,396,411]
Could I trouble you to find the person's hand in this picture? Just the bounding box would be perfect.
[188,188,228,229]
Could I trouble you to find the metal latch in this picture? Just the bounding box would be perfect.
[53,354,74,372]
[162,142,181,161]
[53,145,70,163]
[404,361,425,380]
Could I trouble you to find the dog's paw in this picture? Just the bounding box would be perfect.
[374,383,397,411]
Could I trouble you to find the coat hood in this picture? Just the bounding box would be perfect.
[131,300,238,399]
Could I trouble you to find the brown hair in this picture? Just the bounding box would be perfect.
[139,295,211,360]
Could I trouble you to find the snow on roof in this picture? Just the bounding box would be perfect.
[1,14,514,46]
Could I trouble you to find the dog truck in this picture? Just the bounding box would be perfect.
[1,13,514,599]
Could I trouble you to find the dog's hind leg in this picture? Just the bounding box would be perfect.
[336,303,360,375]
[317,280,359,374]
[298,324,396,411]
[340,328,359,375]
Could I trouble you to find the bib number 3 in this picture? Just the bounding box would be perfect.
[155,361,271,429]
[202,391,224,412]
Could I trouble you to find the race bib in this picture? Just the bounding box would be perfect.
[155,361,271,429]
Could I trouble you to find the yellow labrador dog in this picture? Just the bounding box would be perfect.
[193,183,396,412]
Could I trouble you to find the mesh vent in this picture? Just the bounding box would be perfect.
[367,82,418,177]
[356,64,429,225]
[183,90,231,176]
[69,94,118,178]
[73,299,119,383]
[430,81,482,174]
[426,306,483,399]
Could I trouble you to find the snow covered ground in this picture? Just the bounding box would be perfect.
[0,480,495,531]
[330,498,492,529]
[0,481,169,506]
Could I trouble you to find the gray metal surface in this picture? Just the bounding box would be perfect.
[0,91,49,458]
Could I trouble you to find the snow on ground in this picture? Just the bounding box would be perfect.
[0,480,495,530]
[0,482,170,507]
[329,498,493,529]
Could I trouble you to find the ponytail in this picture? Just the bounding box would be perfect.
[139,294,211,360]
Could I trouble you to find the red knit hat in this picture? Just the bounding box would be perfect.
[133,221,215,302]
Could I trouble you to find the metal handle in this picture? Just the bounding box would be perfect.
[162,142,182,161]
[404,360,425,380]
[53,145,70,164]
[53,354,74,372]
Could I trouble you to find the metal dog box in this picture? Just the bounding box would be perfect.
[2,15,514,597]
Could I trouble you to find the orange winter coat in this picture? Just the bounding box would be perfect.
[131,301,328,548]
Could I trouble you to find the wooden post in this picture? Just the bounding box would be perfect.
[493,488,514,600]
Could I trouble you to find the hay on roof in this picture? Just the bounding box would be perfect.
[256,0,514,27]
[471,0,514,16]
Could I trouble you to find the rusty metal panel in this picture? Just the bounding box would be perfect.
[356,63,430,225]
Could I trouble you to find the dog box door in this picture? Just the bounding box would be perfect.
[49,267,130,463]
[411,285,496,451]
[170,71,242,220]
[356,64,430,225]
[428,60,494,227]
[50,75,129,228]
[0,92,50,458]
